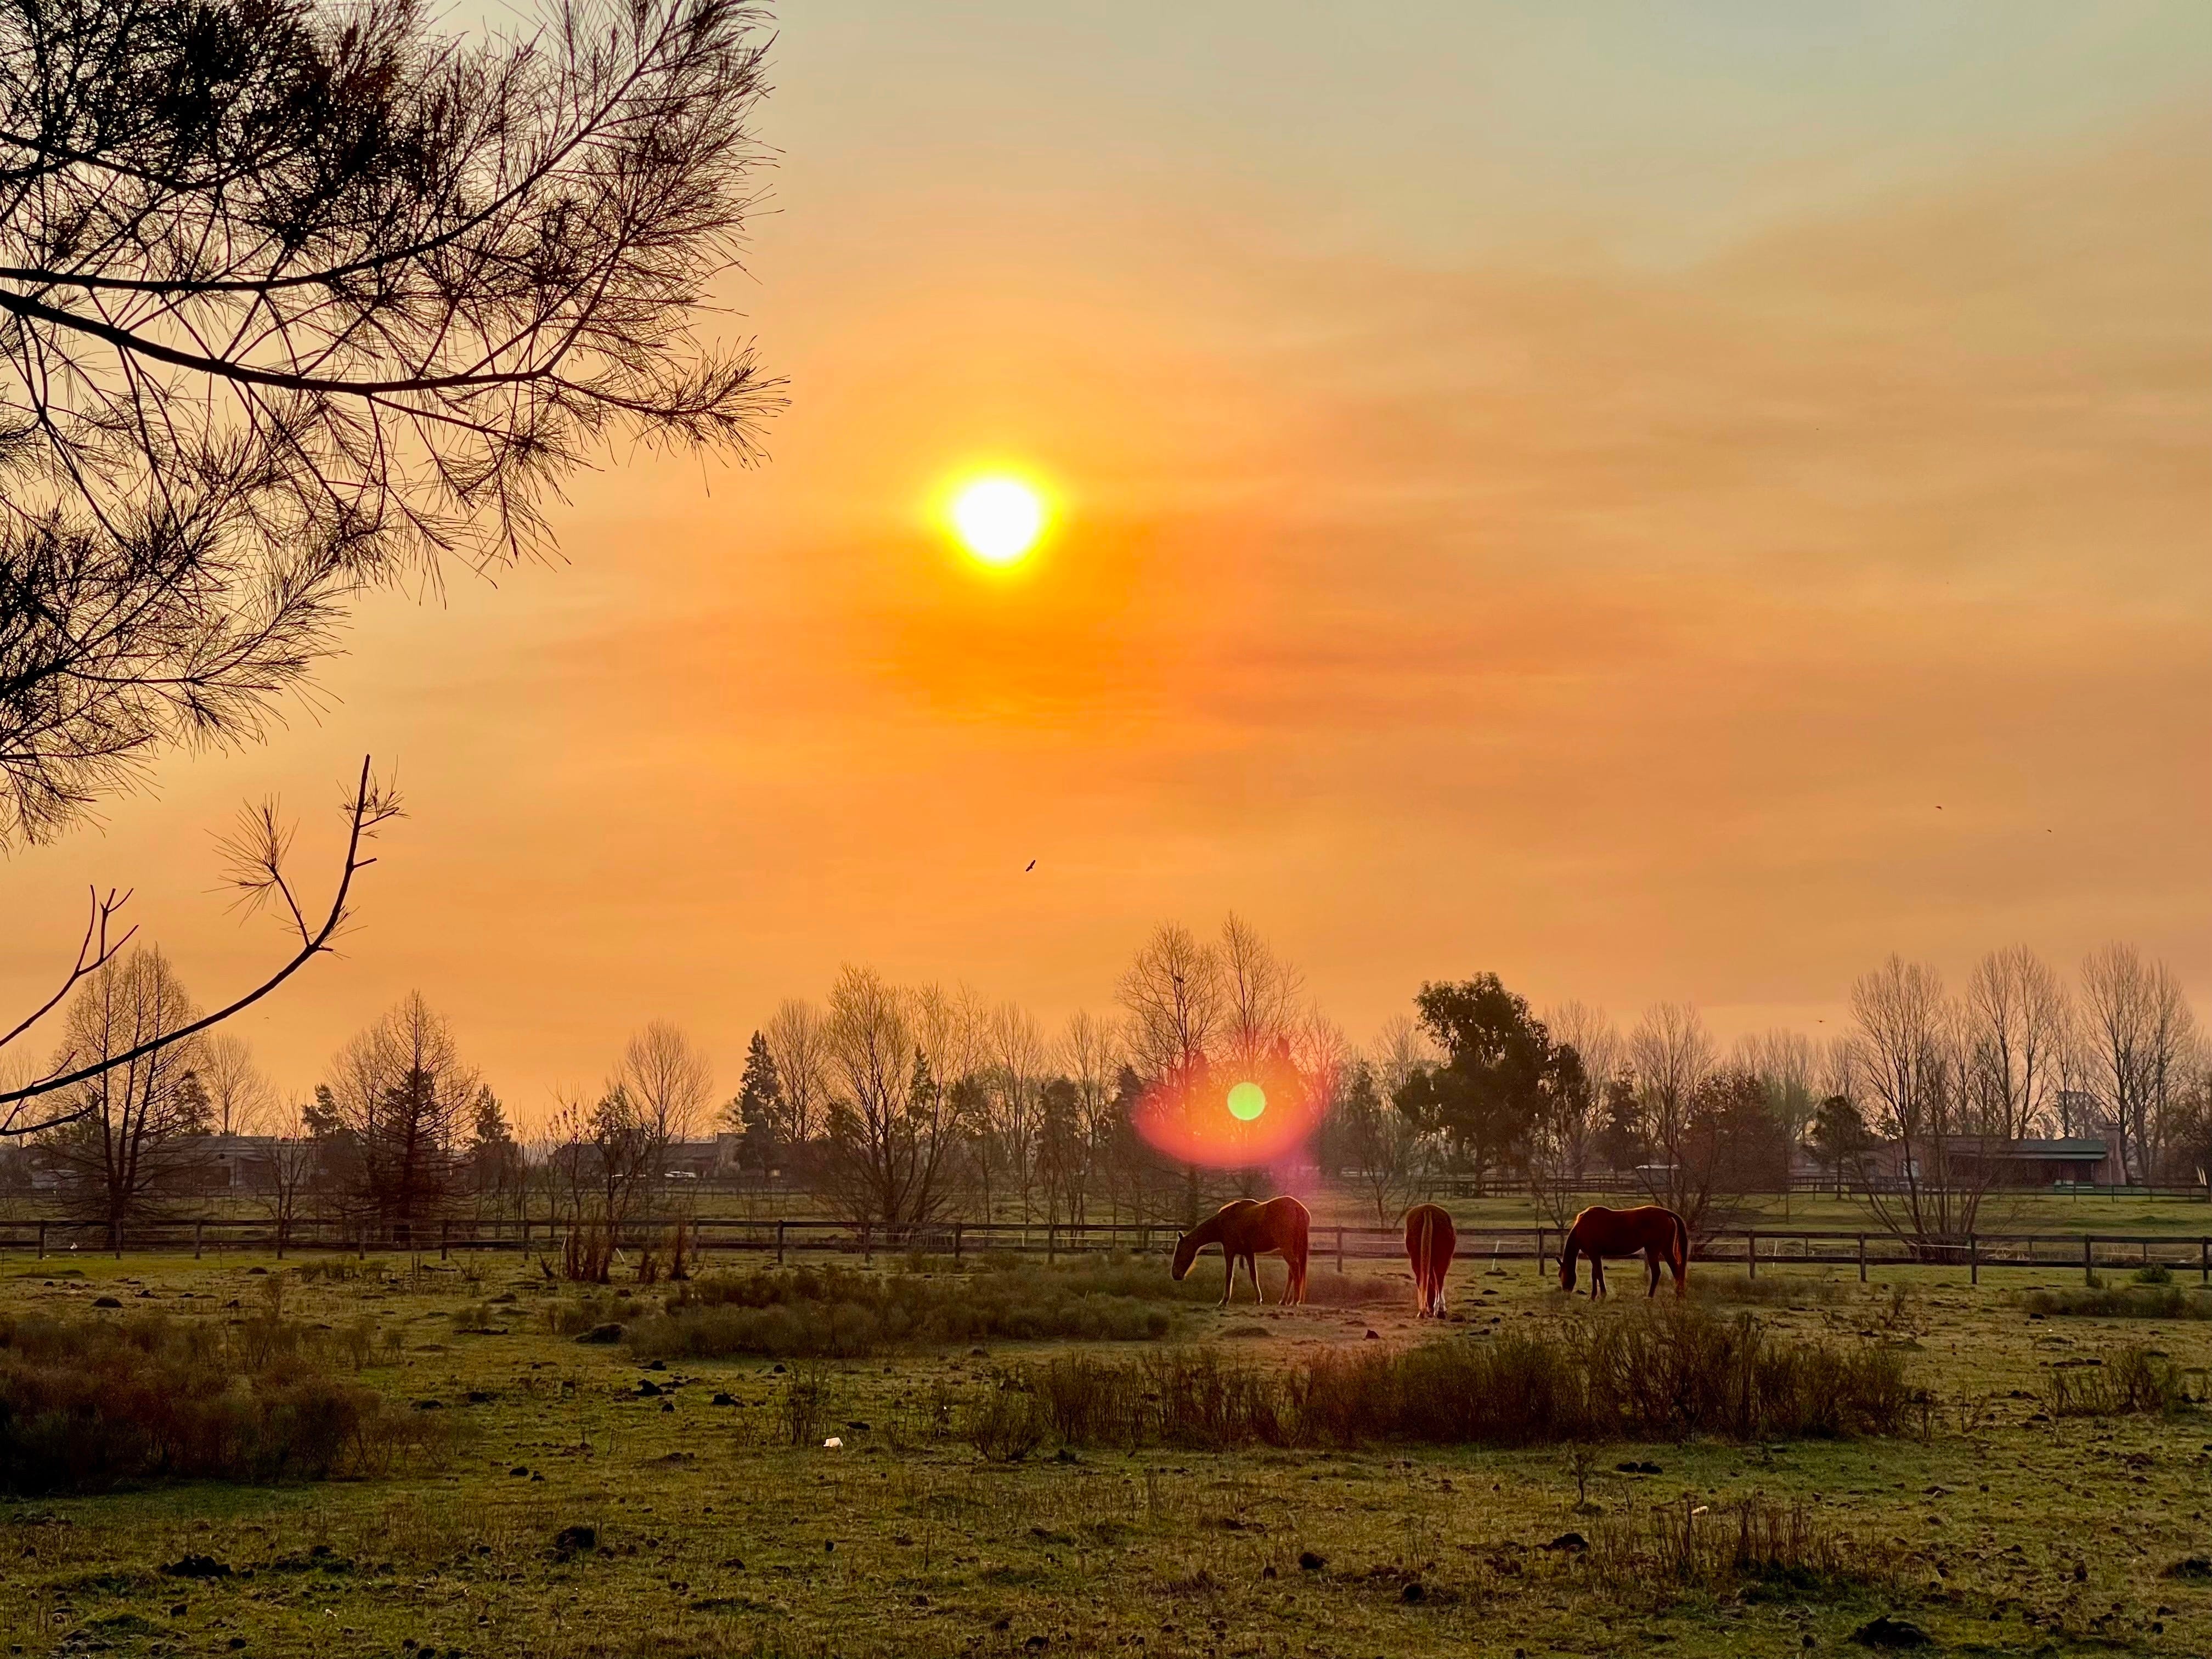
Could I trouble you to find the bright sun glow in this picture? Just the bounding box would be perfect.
[950,477,1046,566]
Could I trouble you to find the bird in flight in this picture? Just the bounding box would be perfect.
[1025,859,1036,872]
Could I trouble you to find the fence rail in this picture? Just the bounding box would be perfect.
[5,1214,2212,1286]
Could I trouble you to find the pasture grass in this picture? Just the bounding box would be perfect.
[0,1249,2206,1655]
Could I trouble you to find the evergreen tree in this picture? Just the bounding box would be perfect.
[730,1031,784,1169]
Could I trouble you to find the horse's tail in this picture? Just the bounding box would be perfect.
[1559,1216,1578,1289]
[1417,1206,1435,1307]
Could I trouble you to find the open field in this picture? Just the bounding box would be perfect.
[8,1250,2212,1657]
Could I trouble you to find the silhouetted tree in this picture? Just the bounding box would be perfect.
[37,947,211,1223]
[727,1030,784,1171]
[321,992,478,1234]
[0,0,776,839]
[1393,975,1564,1191]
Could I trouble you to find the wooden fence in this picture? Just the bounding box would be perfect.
[5,1214,2212,1286]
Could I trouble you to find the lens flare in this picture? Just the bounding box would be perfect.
[1128,1056,1322,1169]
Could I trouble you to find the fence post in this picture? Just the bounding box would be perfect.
[1747,1231,1757,1280]
[1968,1233,1978,1287]
[358,1224,365,1260]
[36,1221,44,1260]
[112,1221,122,1259]
[863,1224,873,1268]
[194,1221,203,1261]
[2202,1238,2207,1286]
[1047,1223,1056,1265]
[776,1219,786,1266]
[439,1220,449,1262]
[2084,1235,2093,1285]
[953,1222,962,1265]
[1336,1227,1346,1274]
[1857,1234,1866,1284]
[1536,1226,1547,1277]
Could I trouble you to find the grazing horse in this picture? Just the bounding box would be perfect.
[1558,1205,1689,1300]
[1403,1203,1457,1317]
[1171,1196,1311,1305]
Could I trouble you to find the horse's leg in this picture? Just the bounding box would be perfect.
[1646,1246,1661,1298]
[1220,1246,1235,1305]
[1592,1256,1606,1301]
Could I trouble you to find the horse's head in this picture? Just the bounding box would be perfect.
[1170,1231,1198,1281]
[1556,1245,1578,1294]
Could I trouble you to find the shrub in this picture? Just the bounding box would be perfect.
[1014,1306,1918,1452]
[2134,1262,2174,1286]
[962,1381,1049,1462]
[544,1291,652,1337]
[2046,1348,2190,1418]
[2018,1284,2212,1319]
[0,1313,465,1494]
[627,1261,1184,1360]
[1585,1494,1900,1603]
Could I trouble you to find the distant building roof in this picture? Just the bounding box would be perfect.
[1972,1137,2109,1160]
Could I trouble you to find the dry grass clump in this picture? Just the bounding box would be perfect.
[2046,1347,2192,1418]
[1585,1493,1901,1603]
[0,1311,465,1494]
[1689,1273,1851,1308]
[2019,1284,2212,1320]
[623,1260,1186,1360]
[1012,1306,1918,1451]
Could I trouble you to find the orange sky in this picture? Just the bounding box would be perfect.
[2,4,2208,1124]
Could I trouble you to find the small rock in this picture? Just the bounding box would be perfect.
[552,1525,596,1555]
[711,1392,736,1406]
[160,1555,232,1579]
[1401,1581,1426,1603]
[92,1295,122,1308]
[575,1322,624,1345]
[1543,1532,1588,1552]
[1850,1615,1932,1649]
[1299,1551,1325,1572]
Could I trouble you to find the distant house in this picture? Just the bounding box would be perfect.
[1866,1133,2120,1188]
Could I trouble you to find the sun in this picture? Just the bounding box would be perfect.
[949,476,1047,566]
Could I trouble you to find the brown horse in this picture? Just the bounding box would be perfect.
[1403,1203,1457,1317]
[1171,1196,1311,1305]
[1558,1205,1689,1300]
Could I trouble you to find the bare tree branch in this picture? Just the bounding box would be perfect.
[0,753,400,1135]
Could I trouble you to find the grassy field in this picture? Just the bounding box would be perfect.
[7,1247,2212,1658]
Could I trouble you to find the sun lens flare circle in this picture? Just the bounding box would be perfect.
[1226,1081,1267,1122]
[950,477,1046,566]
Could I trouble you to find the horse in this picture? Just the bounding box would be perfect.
[1403,1203,1457,1317]
[1171,1196,1311,1305]
[1558,1204,1689,1300]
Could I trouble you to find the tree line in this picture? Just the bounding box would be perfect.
[9,928,2208,1252]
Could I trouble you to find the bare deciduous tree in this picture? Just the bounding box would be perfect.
[37,946,209,1224]
[1117,922,1224,1090]
[616,1020,714,1181]
[821,967,966,1231]
[1845,955,1996,1249]
[1627,1001,1715,1220]
[2081,944,2198,1184]
[195,1034,275,1138]
[761,997,832,1148]
[321,991,479,1234]
[1731,1027,1820,1152]
[1961,945,2071,1141]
